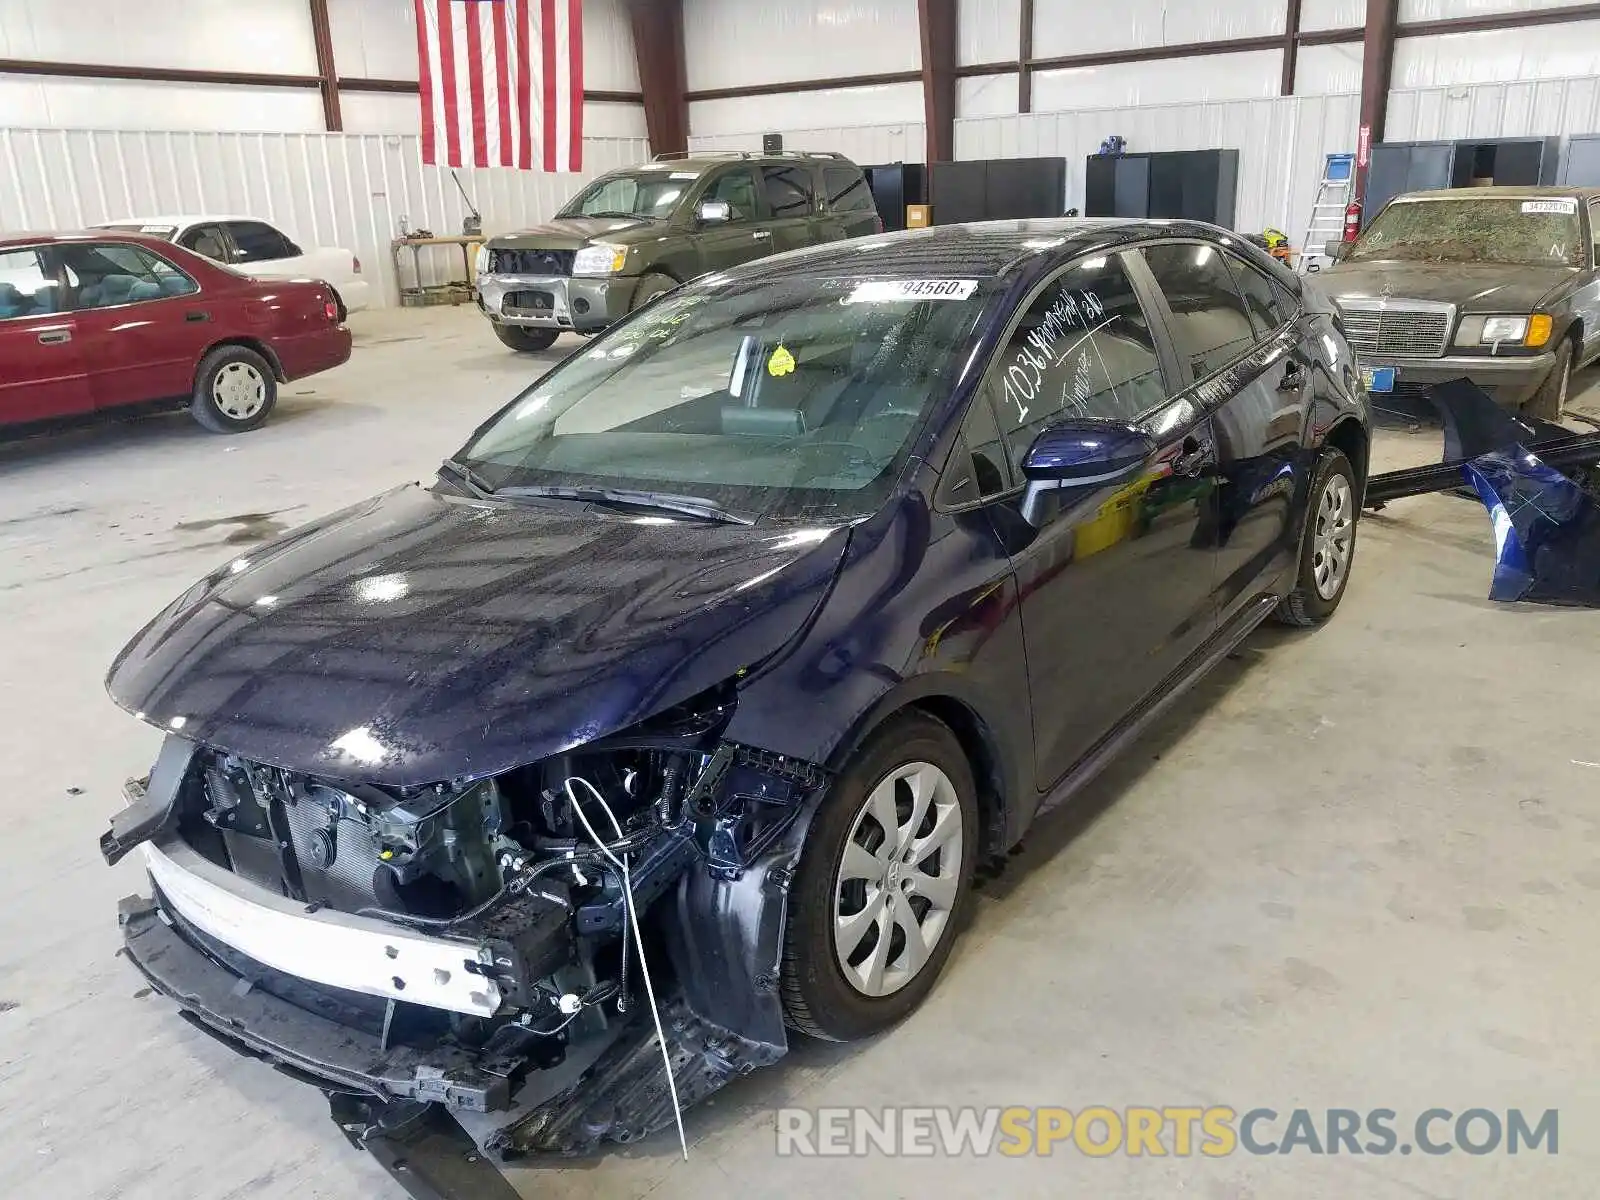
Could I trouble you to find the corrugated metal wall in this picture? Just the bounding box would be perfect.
[0,128,648,307]
[1388,74,1600,140]
[689,122,928,166]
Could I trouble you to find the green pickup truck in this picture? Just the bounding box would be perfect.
[475,151,882,351]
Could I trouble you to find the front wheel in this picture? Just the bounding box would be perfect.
[190,345,277,433]
[628,272,677,313]
[1524,339,1573,423]
[492,324,559,353]
[781,712,978,1042]
[1272,448,1358,627]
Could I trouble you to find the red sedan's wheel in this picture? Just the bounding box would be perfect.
[191,345,277,433]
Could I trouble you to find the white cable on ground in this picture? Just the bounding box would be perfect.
[564,775,689,1162]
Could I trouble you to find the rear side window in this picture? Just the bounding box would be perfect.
[1223,253,1295,338]
[224,221,298,263]
[62,243,199,309]
[761,165,815,219]
[824,166,874,214]
[1141,242,1258,380]
[0,247,62,319]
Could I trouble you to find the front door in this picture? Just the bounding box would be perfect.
[692,166,774,273]
[758,163,821,255]
[0,245,92,424]
[992,250,1220,789]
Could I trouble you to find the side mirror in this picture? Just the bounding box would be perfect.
[698,200,732,225]
[1323,239,1348,262]
[1019,418,1157,527]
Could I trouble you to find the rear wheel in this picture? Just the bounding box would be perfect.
[781,712,978,1042]
[190,345,276,434]
[493,324,559,353]
[1272,448,1358,627]
[1524,338,1573,423]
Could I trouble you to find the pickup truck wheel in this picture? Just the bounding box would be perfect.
[493,324,559,353]
[781,712,978,1042]
[1524,339,1573,423]
[628,272,676,313]
[190,345,277,433]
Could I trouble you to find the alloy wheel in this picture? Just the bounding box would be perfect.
[1312,473,1354,600]
[212,362,267,420]
[832,761,964,998]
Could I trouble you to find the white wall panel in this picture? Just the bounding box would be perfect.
[689,82,926,137]
[0,127,646,305]
[690,122,927,166]
[0,0,318,73]
[0,78,327,133]
[1032,0,1285,58]
[341,91,647,139]
[1394,23,1600,88]
[1295,43,1364,95]
[1387,75,1600,140]
[954,92,1360,245]
[958,73,1021,118]
[576,0,642,92]
[1300,0,1365,30]
[959,0,1022,65]
[683,0,921,91]
[1032,50,1282,111]
[1399,0,1594,17]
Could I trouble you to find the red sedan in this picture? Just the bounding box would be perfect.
[0,230,352,434]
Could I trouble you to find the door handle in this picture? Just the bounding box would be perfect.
[752,231,772,241]
[1277,361,1305,391]
[185,311,211,322]
[1172,435,1213,477]
[37,329,71,345]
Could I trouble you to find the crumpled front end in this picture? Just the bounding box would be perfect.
[105,686,829,1160]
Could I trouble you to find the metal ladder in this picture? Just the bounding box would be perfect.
[1298,153,1355,274]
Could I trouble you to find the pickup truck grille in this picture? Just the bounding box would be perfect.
[1337,300,1455,359]
[488,248,574,276]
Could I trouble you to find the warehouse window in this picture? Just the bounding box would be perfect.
[761,165,815,218]
[62,244,198,308]
[1141,242,1257,380]
[824,166,873,214]
[223,221,299,264]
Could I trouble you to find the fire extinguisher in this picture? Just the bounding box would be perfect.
[1342,199,1362,242]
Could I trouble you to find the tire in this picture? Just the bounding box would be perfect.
[1523,338,1574,423]
[190,345,277,434]
[781,712,979,1042]
[1272,448,1358,627]
[493,324,559,353]
[628,272,676,313]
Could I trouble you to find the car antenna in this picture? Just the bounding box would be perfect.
[452,169,483,236]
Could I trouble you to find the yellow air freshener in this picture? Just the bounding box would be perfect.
[768,344,796,377]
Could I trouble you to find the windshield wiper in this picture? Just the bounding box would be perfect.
[438,458,495,499]
[493,484,756,525]
[580,210,657,221]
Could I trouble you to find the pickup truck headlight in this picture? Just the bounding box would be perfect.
[573,244,627,276]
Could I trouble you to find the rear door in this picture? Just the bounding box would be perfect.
[0,244,92,423]
[692,165,774,272]
[758,163,820,255]
[1138,242,1310,624]
[61,242,216,409]
[821,163,881,241]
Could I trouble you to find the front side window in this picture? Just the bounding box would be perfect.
[0,248,62,319]
[1224,253,1295,339]
[458,273,998,521]
[761,165,816,219]
[224,221,297,263]
[180,224,230,262]
[1590,200,1599,266]
[559,173,691,221]
[703,168,760,221]
[986,252,1166,469]
[62,243,198,309]
[1141,242,1258,381]
[824,166,874,214]
[1347,197,1584,268]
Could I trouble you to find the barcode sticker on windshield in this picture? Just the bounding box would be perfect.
[1522,199,1577,215]
[844,279,979,304]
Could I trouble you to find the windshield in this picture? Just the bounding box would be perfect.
[1348,197,1584,268]
[456,274,997,521]
[558,173,697,220]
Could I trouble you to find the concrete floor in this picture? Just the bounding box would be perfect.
[2,305,1598,1199]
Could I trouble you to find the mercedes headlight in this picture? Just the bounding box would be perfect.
[573,243,628,276]
[1480,316,1528,344]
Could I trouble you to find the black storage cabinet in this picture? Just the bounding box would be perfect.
[1084,149,1239,228]
[862,162,927,231]
[1363,136,1561,226]
[927,157,1067,224]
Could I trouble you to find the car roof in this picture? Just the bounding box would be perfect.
[618,154,861,175]
[729,218,1247,283]
[96,215,256,228]
[0,229,192,251]
[1394,185,1600,202]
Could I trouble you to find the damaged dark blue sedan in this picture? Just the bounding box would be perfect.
[101,220,1370,1170]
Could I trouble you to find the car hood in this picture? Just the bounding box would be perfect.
[106,485,850,787]
[1319,261,1577,312]
[488,217,660,251]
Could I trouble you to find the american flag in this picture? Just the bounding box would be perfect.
[413,0,584,172]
